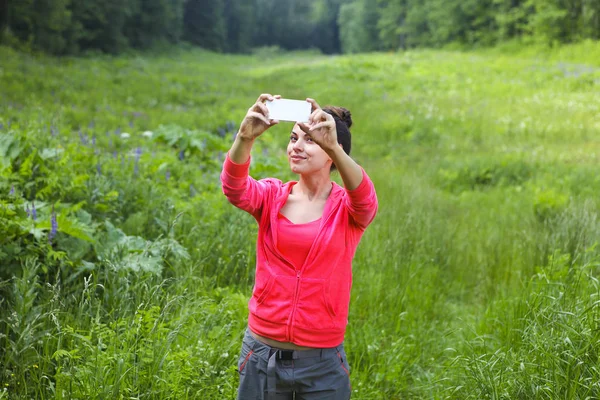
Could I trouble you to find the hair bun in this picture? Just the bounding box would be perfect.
[325,106,353,129]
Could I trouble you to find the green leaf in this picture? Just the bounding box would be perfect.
[39,148,65,160]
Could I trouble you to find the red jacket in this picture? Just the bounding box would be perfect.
[221,154,378,347]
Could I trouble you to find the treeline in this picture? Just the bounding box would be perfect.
[340,0,600,52]
[0,0,341,55]
[0,0,599,55]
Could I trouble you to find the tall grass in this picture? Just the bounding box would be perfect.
[1,41,599,398]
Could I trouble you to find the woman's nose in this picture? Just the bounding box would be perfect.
[293,139,303,151]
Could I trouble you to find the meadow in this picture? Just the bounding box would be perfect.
[1,42,600,399]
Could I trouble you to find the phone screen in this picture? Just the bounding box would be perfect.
[266,99,311,123]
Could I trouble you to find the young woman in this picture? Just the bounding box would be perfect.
[221,94,378,399]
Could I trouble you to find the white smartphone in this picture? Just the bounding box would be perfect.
[266,99,311,123]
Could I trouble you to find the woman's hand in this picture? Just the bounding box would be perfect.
[299,98,338,153]
[238,93,281,141]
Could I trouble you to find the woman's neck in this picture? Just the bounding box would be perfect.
[296,171,332,201]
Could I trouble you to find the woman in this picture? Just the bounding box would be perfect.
[221,94,378,399]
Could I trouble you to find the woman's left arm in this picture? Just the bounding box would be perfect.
[326,146,363,190]
[329,146,378,229]
[300,98,378,228]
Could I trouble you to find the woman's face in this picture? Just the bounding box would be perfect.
[287,124,332,175]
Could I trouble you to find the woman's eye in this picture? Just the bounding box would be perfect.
[290,136,297,142]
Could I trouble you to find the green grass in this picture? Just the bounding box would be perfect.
[1,41,599,399]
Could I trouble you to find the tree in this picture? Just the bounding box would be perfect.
[68,0,135,54]
[338,0,380,53]
[125,0,185,49]
[493,0,531,41]
[223,0,255,52]
[183,0,225,51]
[376,0,407,49]
[32,0,72,54]
[310,0,343,54]
[525,0,569,45]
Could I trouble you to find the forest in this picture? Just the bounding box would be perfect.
[1,0,599,55]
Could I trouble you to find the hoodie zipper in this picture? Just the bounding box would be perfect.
[287,270,302,342]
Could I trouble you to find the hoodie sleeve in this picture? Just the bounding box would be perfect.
[220,153,275,220]
[344,168,378,229]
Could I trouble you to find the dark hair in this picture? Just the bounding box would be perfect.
[323,106,352,171]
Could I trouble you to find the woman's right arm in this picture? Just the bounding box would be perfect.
[221,94,280,218]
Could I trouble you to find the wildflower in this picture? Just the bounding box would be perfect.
[96,163,102,174]
[115,127,121,135]
[166,170,171,181]
[9,185,14,195]
[50,126,57,136]
[0,123,3,130]
[217,127,226,137]
[48,206,58,243]
[92,135,96,147]
[26,204,30,218]
[113,150,118,159]
[226,120,236,132]
[142,131,153,138]
[32,202,37,220]
[89,121,95,129]
[121,133,130,139]
[232,131,237,141]
[129,121,134,128]
[135,147,142,160]
[179,150,185,161]
[78,130,87,145]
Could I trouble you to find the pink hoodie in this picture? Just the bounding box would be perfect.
[221,154,378,347]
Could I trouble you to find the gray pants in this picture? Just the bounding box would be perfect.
[237,328,352,400]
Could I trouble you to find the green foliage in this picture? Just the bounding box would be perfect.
[338,0,380,53]
[2,0,599,55]
[437,156,534,193]
[183,0,226,51]
[1,44,600,398]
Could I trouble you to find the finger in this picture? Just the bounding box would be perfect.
[298,122,311,134]
[309,121,334,132]
[306,98,321,111]
[309,109,327,125]
[257,93,274,103]
[252,101,269,116]
[274,95,282,99]
[308,109,320,124]
[248,111,271,126]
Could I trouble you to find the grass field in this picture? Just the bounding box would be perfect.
[1,42,600,399]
